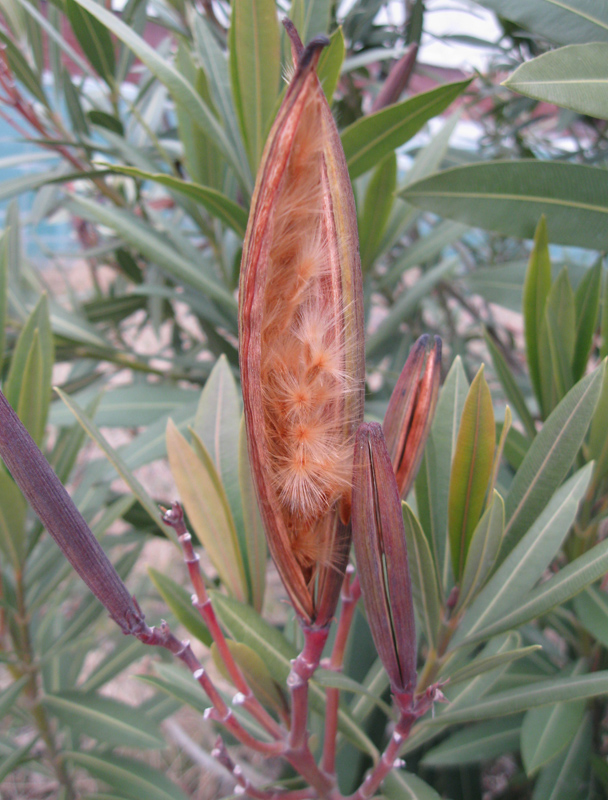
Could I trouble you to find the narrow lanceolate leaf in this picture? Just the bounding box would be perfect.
[316,26,345,103]
[484,330,536,439]
[65,752,189,800]
[523,216,551,408]
[0,233,8,378]
[230,0,281,172]
[573,259,602,382]
[401,161,608,250]
[238,416,267,613]
[239,25,364,625]
[384,770,442,800]
[55,389,166,535]
[424,717,522,767]
[539,267,575,413]
[166,420,247,602]
[428,671,608,726]
[65,0,115,85]
[445,646,541,687]
[70,0,252,191]
[43,692,164,749]
[521,661,588,776]
[448,366,495,579]
[343,79,471,179]
[5,294,53,445]
[0,468,27,568]
[502,364,605,555]
[531,714,592,800]
[504,44,608,121]
[402,502,441,649]
[453,463,594,646]
[574,584,608,649]
[473,0,608,46]
[358,153,397,272]
[416,356,469,594]
[459,537,608,644]
[457,491,504,612]
[103,165,249,237]
[589,369,608,484]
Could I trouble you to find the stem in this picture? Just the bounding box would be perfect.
[322,570,361,775]
[347,712,414,800]
[14,570,76,799]
[161,503,284,741]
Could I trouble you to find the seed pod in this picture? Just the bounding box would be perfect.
[352,422,417,697]
[383,335,441,498]
[0,390,145,635]
[239,23,364,626]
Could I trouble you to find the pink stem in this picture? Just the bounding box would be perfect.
[212,737,317,800]
[162,503,285,742]
[322,570,361,775]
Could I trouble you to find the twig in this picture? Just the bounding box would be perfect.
[321,569,361,775]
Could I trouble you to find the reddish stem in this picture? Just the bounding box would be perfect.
[161,503,284,741]
[321,570,361,775]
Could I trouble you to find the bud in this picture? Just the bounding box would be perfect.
[351,422,417,697]
[371,44,419,113]
[383,335,441,498]
[0,390,145,635]
[239,23,364,625]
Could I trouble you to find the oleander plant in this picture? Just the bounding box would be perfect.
[2,1,608,799]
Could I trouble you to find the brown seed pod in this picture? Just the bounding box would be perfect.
[239,22,364,625]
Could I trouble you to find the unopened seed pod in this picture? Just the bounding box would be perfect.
[239,23,364,626]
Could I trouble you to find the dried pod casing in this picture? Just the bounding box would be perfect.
[383,335,441,498]
[239,24,364,625]
[352,422,417,696]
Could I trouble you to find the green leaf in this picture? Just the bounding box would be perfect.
[466,260,528,312]
[43,692,164,749]
[0,739,36,785]
[502,365,605,555]
[55,388,167,535]
[422,717,522,766]
[523,216,551,408]
[0,461,27,568]
[65,752,189,800]
[80,637,146,693]
[64,195,237,316]
[454,463,594,646]
[70,0,252,191]
[574,584,608,648]
[0,675,29,718]
[474,0,608,45]
[446,646,541,687]
[573,260,602,381]
[448,366,495,579]
[238,416,267,613]
[0,29,48,107]
[429,672,608,726]
[416,356,469,594]
[457,491,505,611]
[138,664,209,716]
[104,165,248,237]
[211,592,379,757]
[401,161,608,250]
[589,369,608,484]
[5,294,53,444]
[358,154,397,272]
[343,79,471,179]
[66,0,115,85]
[459,537,608,644]
[484,330,536,439]
[539,267,575,413]
[0,233,7,378]
[531,714,592,800]
[313,669,395,718]
[317,26,345,103]
[521,661,588,775]
[505,43,608,120]
[230,0,281,172]
[384,771,442,800]
[601,270,608,360]
[148,568,212,646]
[402,502,441,649]
[166,420,247,602]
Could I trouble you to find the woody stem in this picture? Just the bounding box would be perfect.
[322,570,361,775]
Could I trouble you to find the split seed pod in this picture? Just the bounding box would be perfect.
[239,23,364,626]
[383,335,441,498]
[352,422,417,699]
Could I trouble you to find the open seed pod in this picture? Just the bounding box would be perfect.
[239,23,364,626]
